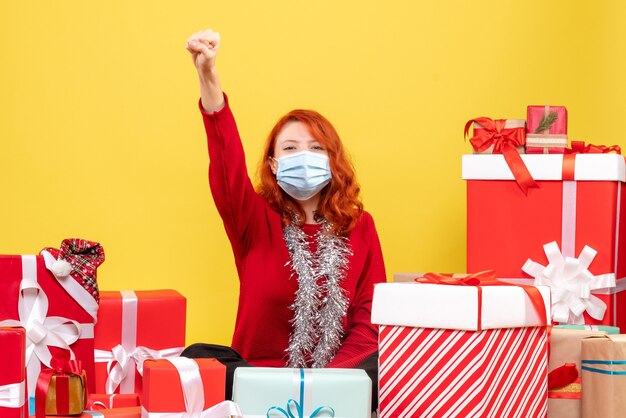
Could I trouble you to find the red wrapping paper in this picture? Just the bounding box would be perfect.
[30,406,142,418]
[142,358,225,415]
[87,394,140,410]
[527,105,568,135]
[0,327,27,418]
[465,155,626,329]
[0,256,96,394]
[93,290,186,395]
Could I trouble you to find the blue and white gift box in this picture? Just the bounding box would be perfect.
[233,368,371,418]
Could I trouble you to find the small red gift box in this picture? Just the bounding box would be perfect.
[87,394,140,410]
[463,153,626,330]
[142,358,237,417]
[0,253,100,398]
[526,105,568,154]
[0,327,27,418]
[371,275,550,418]
[94,290,186,396]
[35,357,87,418]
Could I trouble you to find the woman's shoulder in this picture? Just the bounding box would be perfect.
[349,210,380,241]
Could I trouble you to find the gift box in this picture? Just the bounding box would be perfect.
[581,334,626,418]
[465,118,538,194]
[554,324,620,334]
[142,358,238,417]
[0,249,101,398]
[233,367,371,418]
[35,357,87,417]
[371,276,551,418]
[547,328,607,418]
[34,407,142,418]
[466,118,526,155]
[526,105,568,154]
[83,407,141,417]
[463,153,626,329]
[527,105,568,135]
[87,394,140,410]
[0,327,27,418]
[94,290,186,395]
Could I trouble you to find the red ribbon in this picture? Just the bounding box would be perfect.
[566,141,621,155]
[35,357,86,418]
[561,141,622,181]
[464,118,538,194]
[417,270,547,331]
[547,363,579,390]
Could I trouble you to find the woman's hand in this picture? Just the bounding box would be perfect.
[186,28,224,112]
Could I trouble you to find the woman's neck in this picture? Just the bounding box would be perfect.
[298,194,321,224]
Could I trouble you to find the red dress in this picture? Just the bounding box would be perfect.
[201,95,387,368]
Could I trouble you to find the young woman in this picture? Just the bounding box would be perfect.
[182,29,386,410]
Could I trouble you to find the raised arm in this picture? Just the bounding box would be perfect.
[185,29,261,264]
[186,29,225,113]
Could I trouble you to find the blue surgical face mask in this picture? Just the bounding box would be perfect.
[275,151,332,201]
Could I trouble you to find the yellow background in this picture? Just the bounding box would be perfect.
[1,1,625,346]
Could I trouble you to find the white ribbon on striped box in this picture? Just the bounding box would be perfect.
[0,255,95,397]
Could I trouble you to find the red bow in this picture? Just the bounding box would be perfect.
[566,141,621,155]
[465,118,538,194]
[35,357,86,418]
[417,270,547,330]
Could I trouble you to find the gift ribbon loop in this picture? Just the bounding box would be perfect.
[567,141,621,155]
[464,117,537,194]
[0,381,25,408]
[266,369,335,418]
[522,242,616,324]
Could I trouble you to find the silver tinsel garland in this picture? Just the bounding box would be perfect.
[284,217,352,368]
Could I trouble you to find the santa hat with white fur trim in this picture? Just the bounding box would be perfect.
[42,238,105,302]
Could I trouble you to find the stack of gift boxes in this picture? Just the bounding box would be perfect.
[372,105,626,417]
[3,105,626,418]
[0,242,372,418]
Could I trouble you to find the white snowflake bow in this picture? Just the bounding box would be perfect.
[522,241,616,324]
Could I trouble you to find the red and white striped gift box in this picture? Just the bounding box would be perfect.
[372,281,551,418]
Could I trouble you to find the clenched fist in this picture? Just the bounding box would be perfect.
[186,28,220,78]
[186,28,224,112]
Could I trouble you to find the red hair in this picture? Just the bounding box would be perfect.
[256,109,363,235]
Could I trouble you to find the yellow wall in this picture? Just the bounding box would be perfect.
[1,1,624,346]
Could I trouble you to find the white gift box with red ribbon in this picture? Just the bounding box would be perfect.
[371,280,550,418]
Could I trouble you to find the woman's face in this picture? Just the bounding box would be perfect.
[270,121,328,174]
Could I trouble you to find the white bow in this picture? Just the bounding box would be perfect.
[141,357,242,418]
[0,381,25,408]
[95,345,184,394]
[0,274,81,397]
[522,241,616,324]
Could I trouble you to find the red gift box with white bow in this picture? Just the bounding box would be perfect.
[93,290,186,396]
[0,327,27,418]
[0,251,101,398]
[463,152,626,329]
